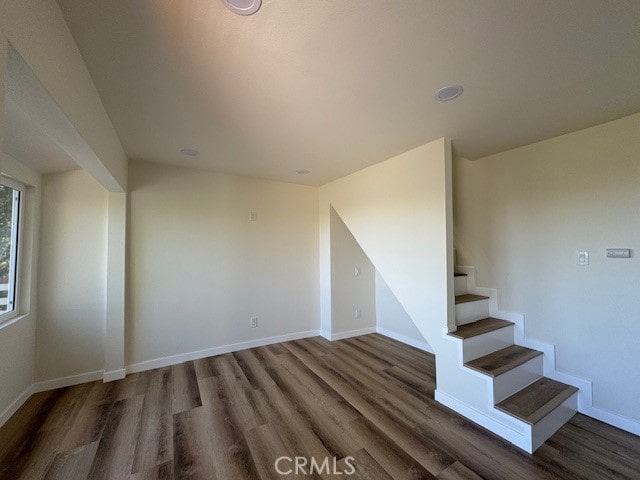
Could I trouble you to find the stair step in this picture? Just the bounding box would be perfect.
[448,318,514,340]
[464,345,542,377]
[455,294,489,304]
[454,273,468,277]
[495,378,579,425]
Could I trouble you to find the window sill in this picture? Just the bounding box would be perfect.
[0,313,29,331]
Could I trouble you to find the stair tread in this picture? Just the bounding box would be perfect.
[454,273,468,277]
[495,378,579,425]
[455,294,489,304]
[448,318,514,339]
[464,345,542,377]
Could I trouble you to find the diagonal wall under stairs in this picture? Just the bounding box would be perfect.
[319,137,455,353]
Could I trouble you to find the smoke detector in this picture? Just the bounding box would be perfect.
[222,0,261,15]
[180,148,200,156]
[435,85,464,102]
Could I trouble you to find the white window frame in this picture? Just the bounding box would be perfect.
[0,176,24,324]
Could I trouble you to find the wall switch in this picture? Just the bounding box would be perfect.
[250,316,258,328]
[577,251,589,266]
[249,212,257,221]
[354,267,360,277]
[606,248,631,258]
[355,309,361,319]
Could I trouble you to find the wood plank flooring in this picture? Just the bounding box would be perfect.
[495,378,579,426]
[447,319,513,340]
[454,295,489,305]
[1,333,639,479]
[464,345,542,377]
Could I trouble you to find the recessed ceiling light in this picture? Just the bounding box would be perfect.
[435,85,464,102]
[180,148,200,156]
[295,169,310,175]
[222,0,261,15]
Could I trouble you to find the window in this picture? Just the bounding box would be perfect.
[0,179,22,321]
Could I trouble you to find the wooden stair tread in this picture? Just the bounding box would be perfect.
[448,318,514,339]
[464,345,542,377]
[455,294,489,304]
[495,378,579,425]
[454,273,468,277]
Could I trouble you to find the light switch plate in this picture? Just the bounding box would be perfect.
[606,248,631,258]
[577,251,589,266]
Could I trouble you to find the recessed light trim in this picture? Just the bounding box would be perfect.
[435,85,464,102]
[295,169,310,175]
[222,0,261,16]
[180,148,200,156]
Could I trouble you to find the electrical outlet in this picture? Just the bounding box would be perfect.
[250,316,258,328]
[355,309,361,319]
[354,267,360,277]
[249,212,257,221]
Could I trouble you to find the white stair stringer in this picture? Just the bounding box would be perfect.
[435,266,586,453]
[455,265,593,411]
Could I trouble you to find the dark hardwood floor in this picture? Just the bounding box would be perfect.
[1,333,638,479]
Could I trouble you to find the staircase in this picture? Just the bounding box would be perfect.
[446,272,578,453]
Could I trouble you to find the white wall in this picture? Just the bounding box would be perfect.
[0,153,40,424]
[329,203,433,348]
[0,1,125,417]
[127,161,319,367]
[329,207,375,338]
[104,192,126,380]
[319,138,454,349]
[36,170,107,381]
[454,113,640,422]
[0,313,34,417]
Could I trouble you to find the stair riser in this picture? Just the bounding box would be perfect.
[454,276,468,295]
[492,355,543,404]
[462,326,515,363]
[455,299,490,325]
[531,393,578,452]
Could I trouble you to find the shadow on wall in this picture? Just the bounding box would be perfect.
[329,207,376,336]
[330,207,432,352]
[375,271,432,353]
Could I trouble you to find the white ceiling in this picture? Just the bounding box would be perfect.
[55,0,640,185]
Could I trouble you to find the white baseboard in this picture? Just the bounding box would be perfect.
[580,405,640,436]
[32,370,104,393]
[4,318,637,444]
[0,385,34,429]
[103,369,126,382]
[325,326,376,341]
[376,327,434,354]
[126,329,320,374]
